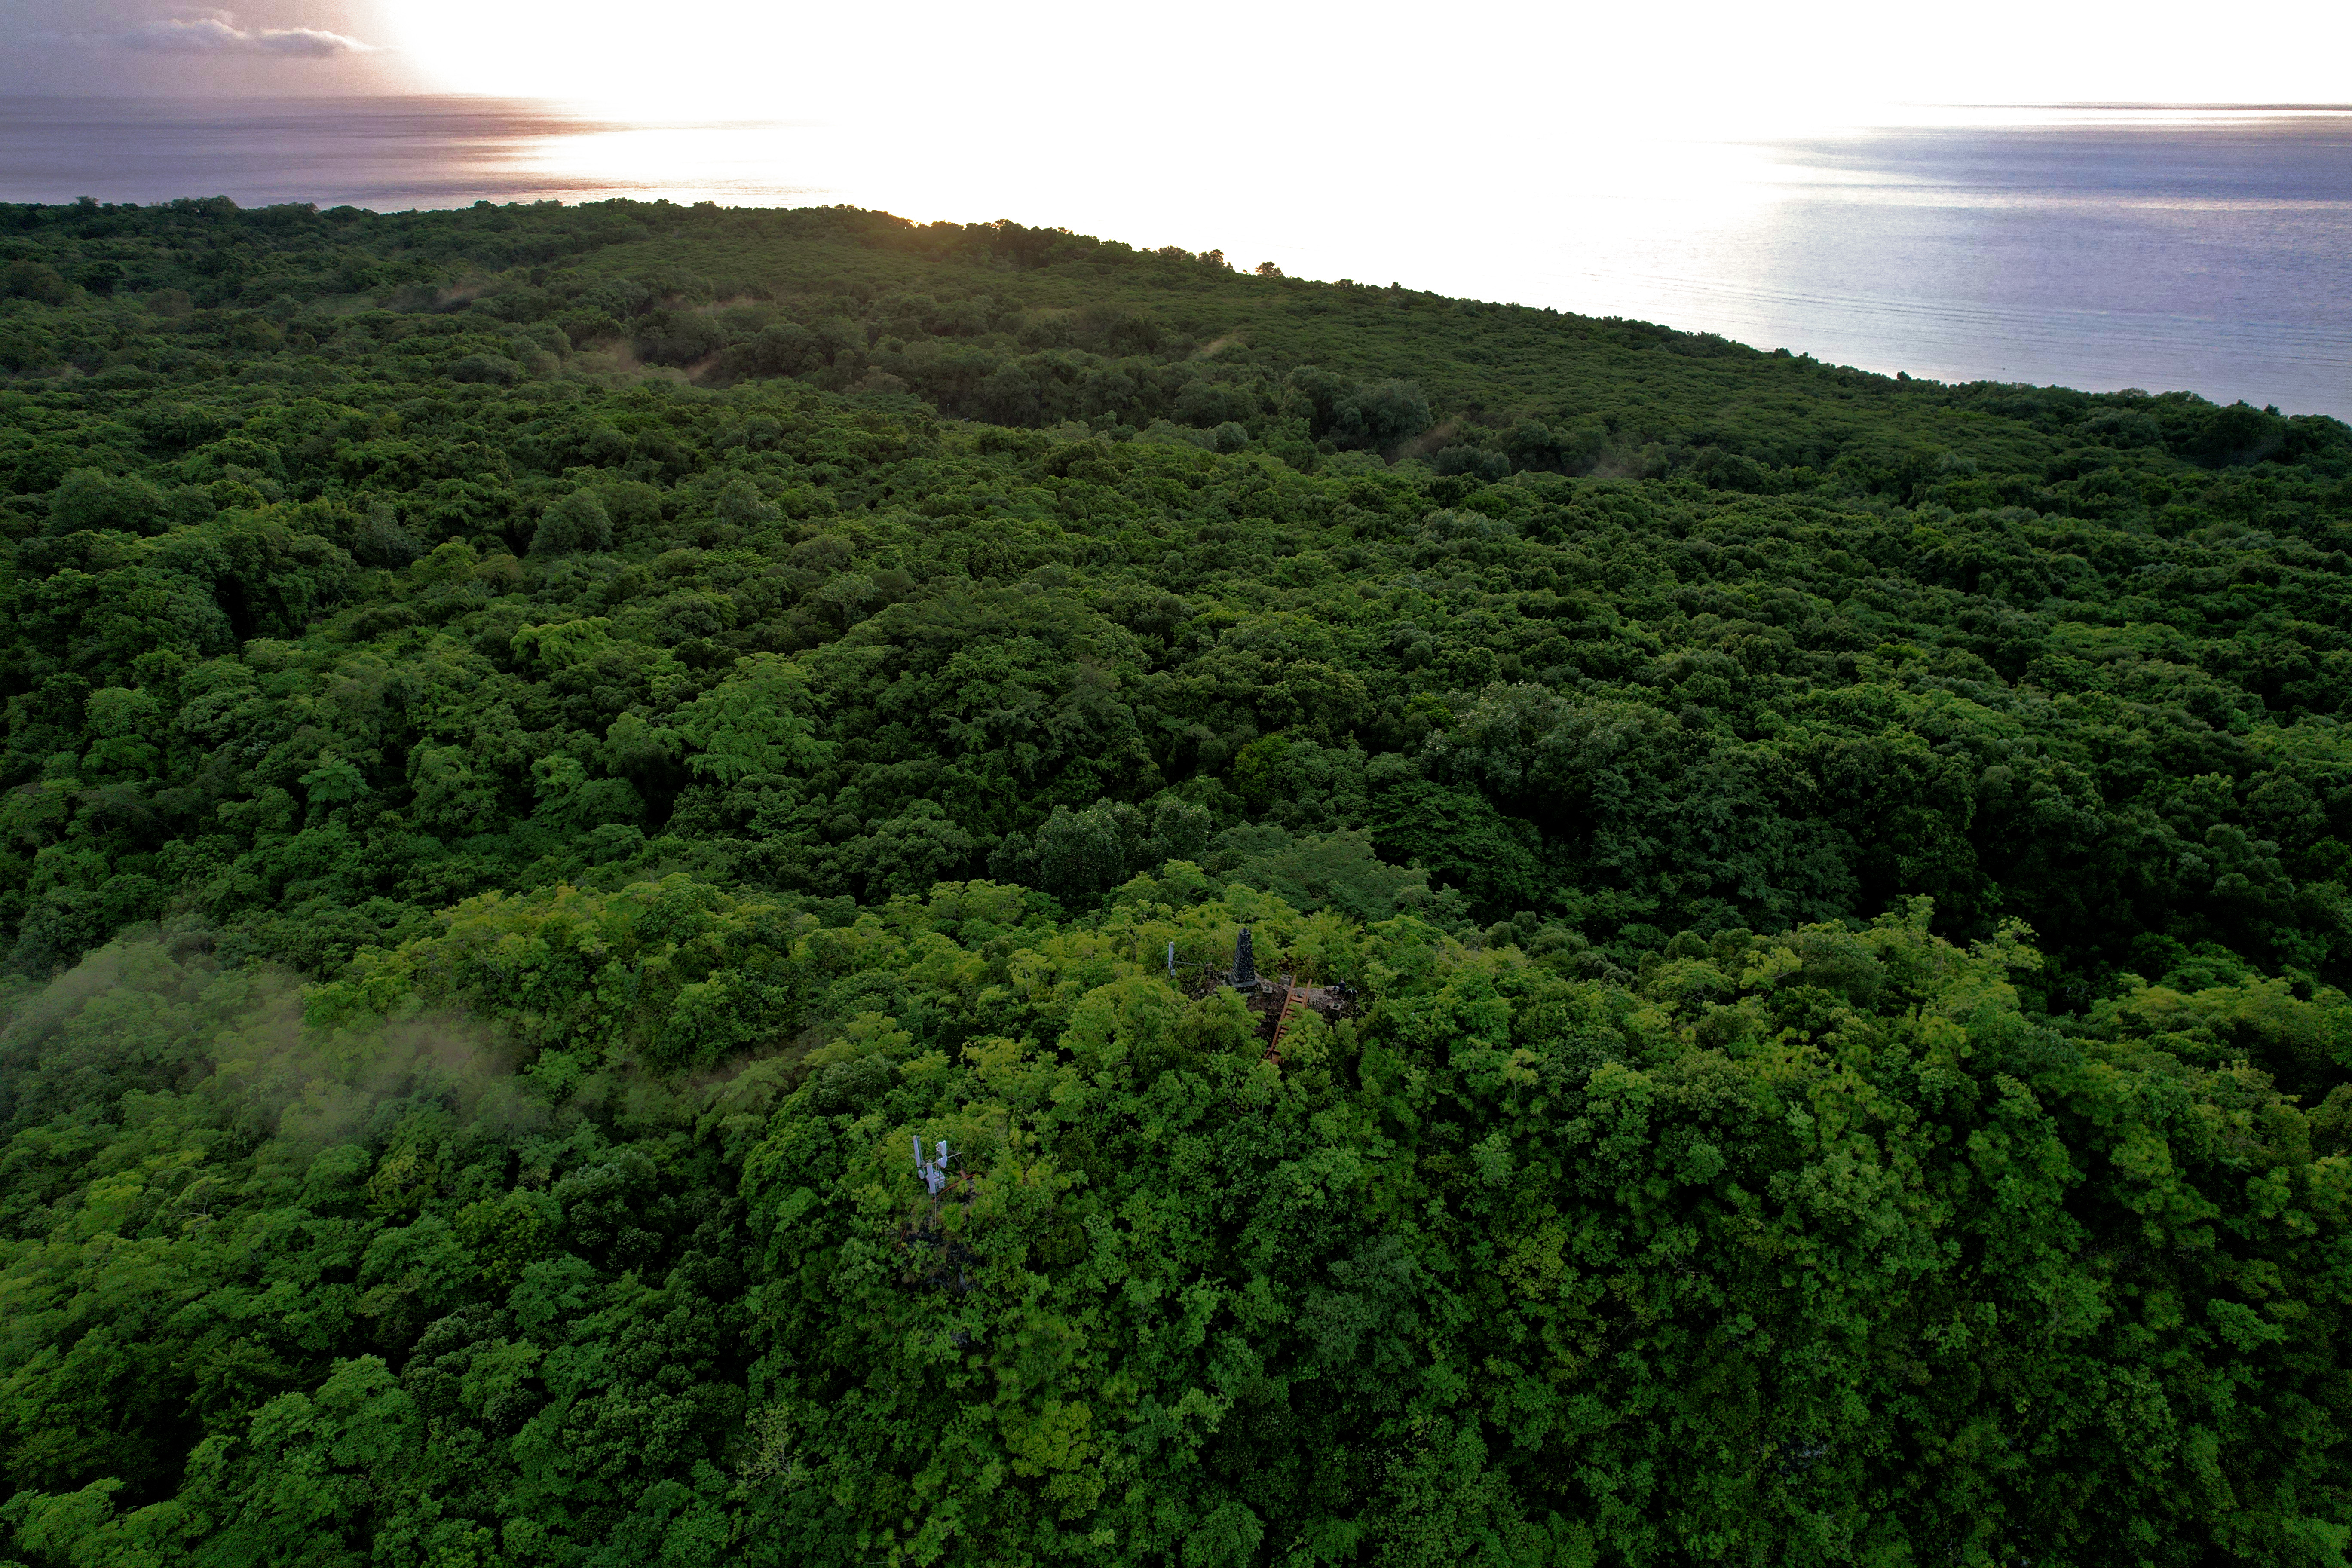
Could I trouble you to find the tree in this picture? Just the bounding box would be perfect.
[531,491,613,555]
[2,260,70,305]
[48,470,168,536]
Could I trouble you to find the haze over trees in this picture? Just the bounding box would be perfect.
[0,193,2347,1566]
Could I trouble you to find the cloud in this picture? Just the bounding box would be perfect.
[119,13,380,56]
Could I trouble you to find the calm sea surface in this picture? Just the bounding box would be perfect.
[3,97,2346,417]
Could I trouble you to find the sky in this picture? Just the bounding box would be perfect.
[3,0,2348,125]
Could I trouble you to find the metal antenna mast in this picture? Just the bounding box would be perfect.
[913,1136,951,1196]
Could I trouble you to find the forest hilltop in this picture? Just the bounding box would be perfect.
[0,195,2348,1567]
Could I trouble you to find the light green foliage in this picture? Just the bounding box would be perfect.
[3,883,2351,1565]
[669,654,833,785]
[0,927,756,1567]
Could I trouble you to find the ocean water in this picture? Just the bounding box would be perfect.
[1,97,2345,417]
[1585,115,2352,417]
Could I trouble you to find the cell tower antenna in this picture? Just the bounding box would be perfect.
[913,1136,951,1196]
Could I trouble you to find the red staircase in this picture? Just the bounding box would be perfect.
[1265,983,1307,1063]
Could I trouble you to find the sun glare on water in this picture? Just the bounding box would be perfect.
[362,0,2351,413]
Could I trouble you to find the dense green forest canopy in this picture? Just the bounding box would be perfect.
[0,193,2349,1566]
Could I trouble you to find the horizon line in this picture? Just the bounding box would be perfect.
[1933,101,2352,110]
[4,93,2350,111]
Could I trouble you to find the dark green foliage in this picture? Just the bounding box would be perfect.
[47,468,168,536]
[0,262,70,308]
[0,193,2348,1565]
[530,490,613,557]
